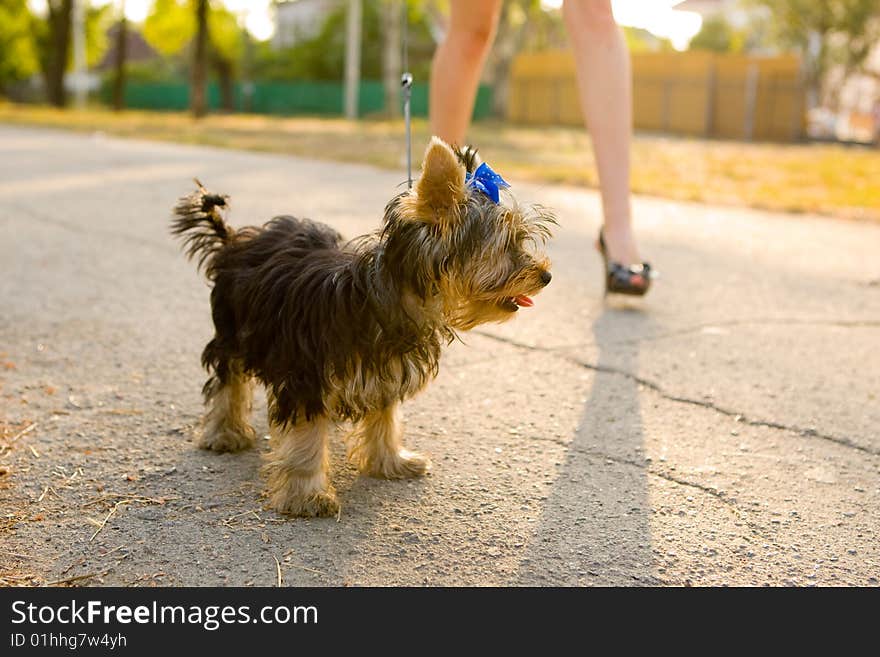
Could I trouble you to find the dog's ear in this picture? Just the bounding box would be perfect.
[414,137,466,221]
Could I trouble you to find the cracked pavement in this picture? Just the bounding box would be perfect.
[1,124,878,586]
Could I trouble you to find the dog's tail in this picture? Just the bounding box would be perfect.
[171,179,233,275]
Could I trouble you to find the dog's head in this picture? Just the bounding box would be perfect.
[383,137,554,330]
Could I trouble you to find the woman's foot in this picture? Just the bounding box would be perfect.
[597,227,653,296]
[599,224,641,265]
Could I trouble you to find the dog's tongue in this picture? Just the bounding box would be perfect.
[514,295,534,308]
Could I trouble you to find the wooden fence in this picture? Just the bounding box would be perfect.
[509,51,805,142]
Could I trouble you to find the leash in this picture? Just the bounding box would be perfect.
[401,1,413,189]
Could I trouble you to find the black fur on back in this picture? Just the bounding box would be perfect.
[172,185,453,426]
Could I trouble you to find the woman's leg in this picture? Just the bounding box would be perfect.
[429,0,503,145]
[563,0,642,266]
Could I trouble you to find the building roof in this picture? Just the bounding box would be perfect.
[96,23,160,71]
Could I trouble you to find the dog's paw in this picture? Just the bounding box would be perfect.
[362,448,430,480]
[262,463,339,518]
[268,488,340,518]
[198,424,256,453]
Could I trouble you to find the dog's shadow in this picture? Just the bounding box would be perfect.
[516,302,659,585]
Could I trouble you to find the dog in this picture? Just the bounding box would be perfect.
[171,137,554,517]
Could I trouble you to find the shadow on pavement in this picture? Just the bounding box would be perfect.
[517,302,658,585]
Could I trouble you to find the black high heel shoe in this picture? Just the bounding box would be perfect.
[597,229,653,297]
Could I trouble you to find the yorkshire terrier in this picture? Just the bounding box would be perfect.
[171,138,554,517]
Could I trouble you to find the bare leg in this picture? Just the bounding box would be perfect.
[563,0,642,266]
[348,404,429,479]
[200,360,255,452]
[429,0,502,144]
[262,413,338,517]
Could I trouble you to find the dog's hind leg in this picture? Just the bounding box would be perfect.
[199,359,256,452]
[262,408,338,518]
[347,403,430,479]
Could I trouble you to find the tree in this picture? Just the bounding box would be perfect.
[751,0,880,108]
[208,6,244,112]
[191,0,209,117]
[377,0,435,119]
[143,0,242,115]
[251,2,434,84]
[689,15,745,53]
[112,0,127,111]
[84,3,111,66]
[40,0,73,107]
[484,0,566,117]
[30,0,110,107]
[0,0,39,94]
[143,0,195,56]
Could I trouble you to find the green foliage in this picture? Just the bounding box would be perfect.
[85,3,112,67]
[749,0,880,103]
[252,3,377,81]
[143,0,195,56]
[0,0,39,90]
[400,0,439,81]
[30,1,52,85]
[32,2,113,69]
[689,15,745,53]
[523,7,566,53]
[143,0,242,69]
[208,4,243,63]
[623,26,674,53]
[124,58,188,84]
[251,0,434,82]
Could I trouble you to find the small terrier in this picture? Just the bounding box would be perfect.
[171,138,554,517]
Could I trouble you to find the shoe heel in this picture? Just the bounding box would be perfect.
[597,230,610,296]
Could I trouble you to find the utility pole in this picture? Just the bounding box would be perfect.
[71,0,87,108]
[344,0,362,120]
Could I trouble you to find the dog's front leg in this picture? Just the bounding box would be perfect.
[347,403,430,479]
[262,415,339,518]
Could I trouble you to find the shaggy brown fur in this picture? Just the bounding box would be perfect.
[171,137,554,517]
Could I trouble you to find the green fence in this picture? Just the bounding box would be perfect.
[103,80,493,119]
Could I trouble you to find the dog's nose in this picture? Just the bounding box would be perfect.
[540,270,552,286]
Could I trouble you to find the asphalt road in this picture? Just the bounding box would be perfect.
[1,124,878,586]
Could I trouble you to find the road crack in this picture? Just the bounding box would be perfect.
[474,330,879,457]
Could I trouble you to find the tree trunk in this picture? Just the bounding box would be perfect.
[241,29,254,113]
[486,2,533,118]
[213,56,235,113]
[112,12,128,112]
[191,0,209,118]
[45,0,73,108]
[381,0,402,119]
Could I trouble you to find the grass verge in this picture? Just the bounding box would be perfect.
[1,103,878,222]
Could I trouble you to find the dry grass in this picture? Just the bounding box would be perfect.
[1,102,878,222]
[1,417,43,586]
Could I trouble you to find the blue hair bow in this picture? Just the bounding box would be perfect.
[465,162,510,204]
